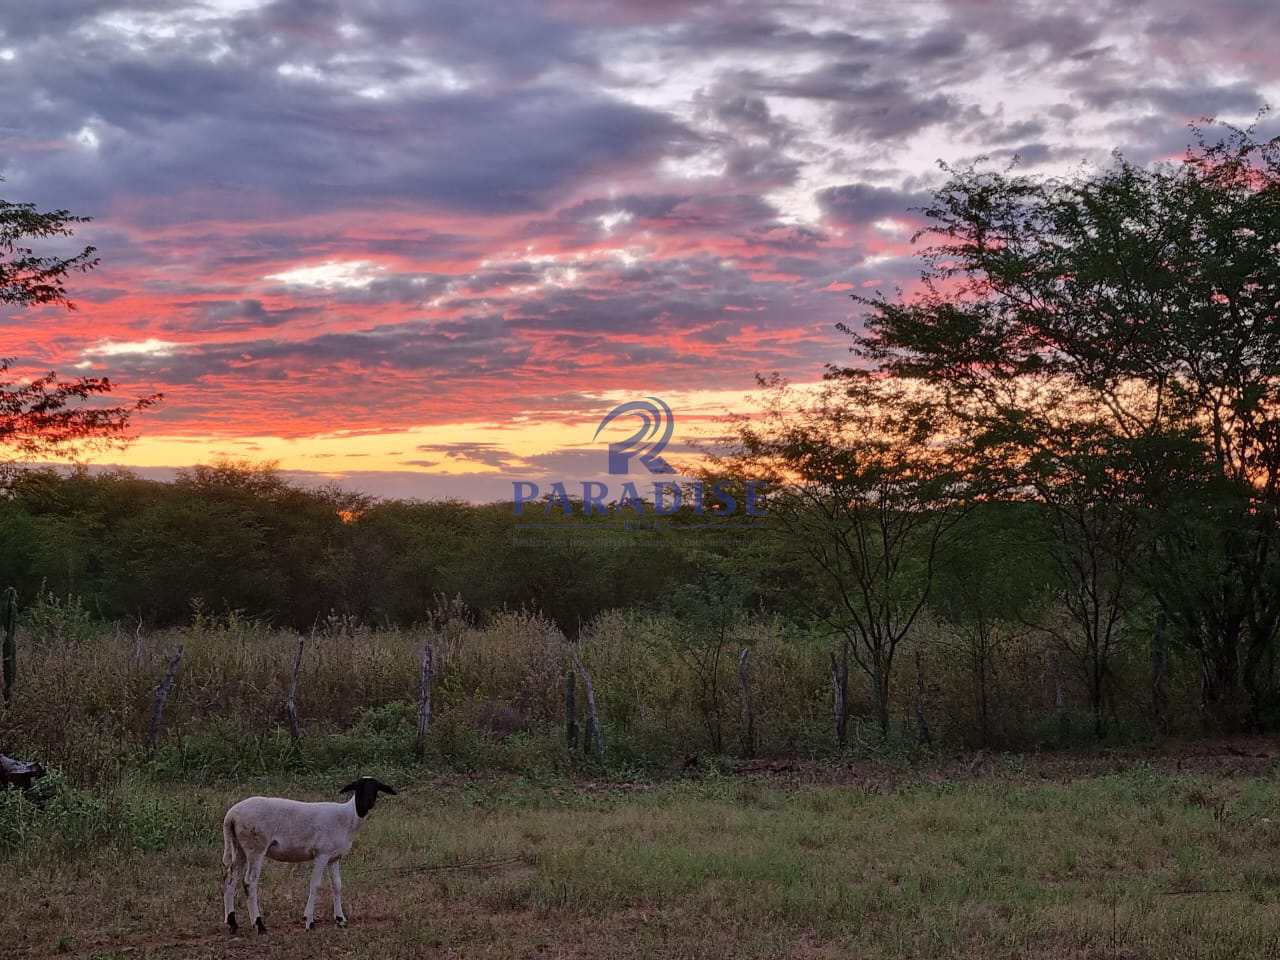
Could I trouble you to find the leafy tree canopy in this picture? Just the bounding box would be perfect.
[0,185,159,468]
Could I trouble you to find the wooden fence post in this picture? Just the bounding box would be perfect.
[2,587,16,705]
[830,644,849,747]
[564,669,578,750]
[146,644,184,753]
[286,635,305,740]
[414,639,434,759]
[571,651,604,757]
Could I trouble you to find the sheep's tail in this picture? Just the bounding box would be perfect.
[222,815,241,870]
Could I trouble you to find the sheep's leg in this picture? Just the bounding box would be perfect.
[304,856,330,930]
[222,849,243,931]
[330,860,346,927]
[246,854,267,934]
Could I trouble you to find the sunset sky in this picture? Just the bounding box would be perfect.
[2,0,1275,501]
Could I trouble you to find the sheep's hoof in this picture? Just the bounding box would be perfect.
[226,912,237,932]
[254,917,267,935]
[335,916,348,929]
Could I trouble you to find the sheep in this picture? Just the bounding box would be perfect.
[221,776,397,933]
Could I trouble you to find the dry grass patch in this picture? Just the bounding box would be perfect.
[2,769,1279,958]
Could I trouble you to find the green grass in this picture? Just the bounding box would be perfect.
[3,766,1280,957]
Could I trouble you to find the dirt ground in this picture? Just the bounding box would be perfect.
[5,742,1280,959]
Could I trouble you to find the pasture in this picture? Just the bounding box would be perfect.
[4,759,1280,959]
[3,609,1278,957]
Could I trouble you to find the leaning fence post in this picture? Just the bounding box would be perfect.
[146,644,184,753]
[2,587,16,705]
[414,638,434,759]
[286,635,305,740]
[564,669,578,750]
[571,651,604,757]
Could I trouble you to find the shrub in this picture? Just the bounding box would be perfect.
[0,770,208,863]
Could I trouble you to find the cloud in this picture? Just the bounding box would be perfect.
[8,88,695,222]
[180,299,319,331]
[1081,81,1266,117]
[4,0,1277,492]
[815,183,931,228]
[413,441,526,470]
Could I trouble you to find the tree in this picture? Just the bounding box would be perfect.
[851,120,1280,732]
[661,565,752,755]
[932,503,1048,746]
[1025,428,1152,738]
[1,187,158,470]
[1146,461,1280,731]
[724,375,970,740]
[1,191,97,307]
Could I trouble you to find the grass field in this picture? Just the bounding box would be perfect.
[4,752,1280,959]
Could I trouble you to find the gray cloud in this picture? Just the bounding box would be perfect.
[93,314,529,386]
[815,183,931,227]
[413,442,525,470]
[179,299,319,331]
[1081,81,1266,117]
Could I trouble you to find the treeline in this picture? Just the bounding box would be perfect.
[0,461,1215,752]
[0,463,707,629]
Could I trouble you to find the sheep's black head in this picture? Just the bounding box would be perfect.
[339,776,398,818]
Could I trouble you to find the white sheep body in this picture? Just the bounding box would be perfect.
[225,796,360,863]
[221,777,396,933]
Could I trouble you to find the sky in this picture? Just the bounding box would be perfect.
[1,0,1275,501]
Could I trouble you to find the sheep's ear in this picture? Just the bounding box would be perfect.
[376,781,398,796]
[338,780,361,795]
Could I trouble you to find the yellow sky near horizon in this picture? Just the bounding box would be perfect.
[60,385,802,482]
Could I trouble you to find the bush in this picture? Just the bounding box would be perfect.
[0,597,1212,787]
[0,770,209,863]
[24,589,98,646]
